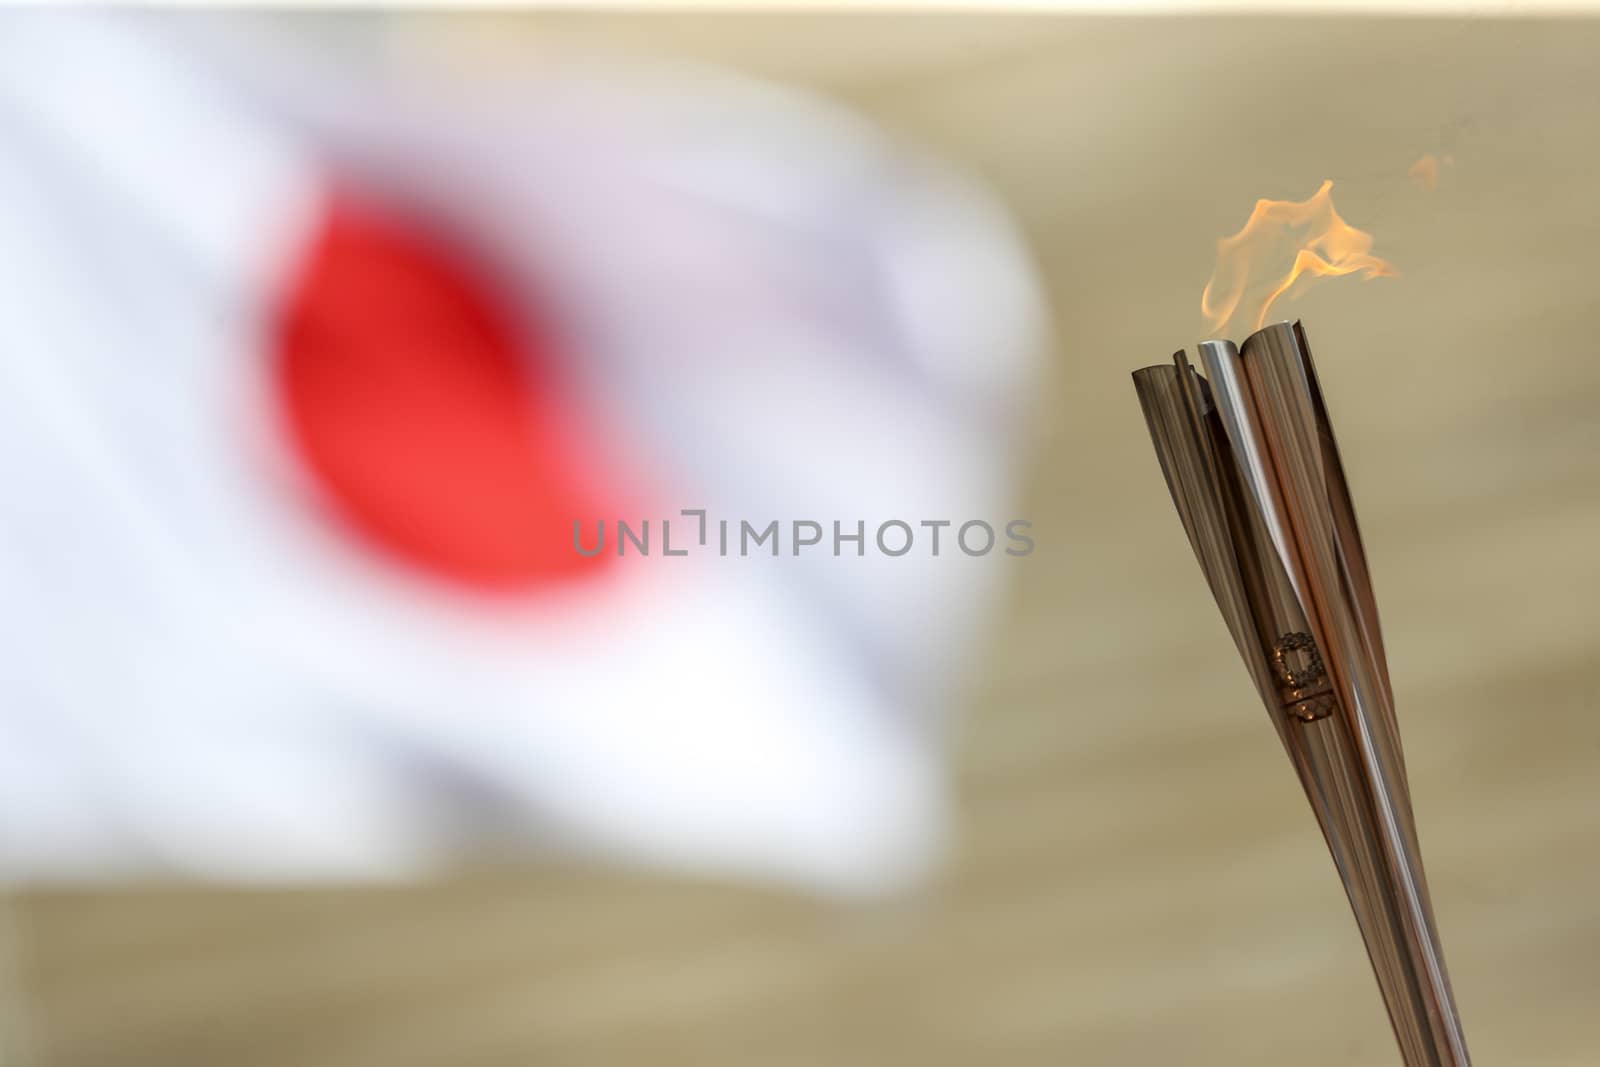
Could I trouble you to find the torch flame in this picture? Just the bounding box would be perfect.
[1201,180,1396,336]
[1408,154,1441,192]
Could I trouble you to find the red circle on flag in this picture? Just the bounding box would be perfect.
[274,195,614,591]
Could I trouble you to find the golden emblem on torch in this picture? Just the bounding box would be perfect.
[1271,631,1335,723]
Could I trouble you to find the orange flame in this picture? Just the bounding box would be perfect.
[1408,152,1454,192]
[1200,180,1396,337]
[1408,154,1441,192]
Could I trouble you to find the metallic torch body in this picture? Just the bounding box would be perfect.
[1132,322,1470,1067]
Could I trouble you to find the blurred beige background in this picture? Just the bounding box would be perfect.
[6,14,1598,1067]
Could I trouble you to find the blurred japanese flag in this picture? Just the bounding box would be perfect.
[0,14,1042,893]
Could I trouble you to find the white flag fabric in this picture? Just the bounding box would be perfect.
[0,13,1043,893]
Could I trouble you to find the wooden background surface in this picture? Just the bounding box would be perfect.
[5,15,1599,1067]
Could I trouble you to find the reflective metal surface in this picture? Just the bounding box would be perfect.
[1132,321,1471,1067]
